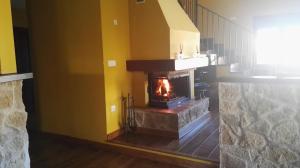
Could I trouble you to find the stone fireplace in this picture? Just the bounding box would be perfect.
[125,0,210,138]
[126,60,209,139]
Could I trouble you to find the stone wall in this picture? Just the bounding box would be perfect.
[219,82,300,168]
[0,81,30,167]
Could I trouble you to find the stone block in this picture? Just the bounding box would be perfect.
[241,85,277,116]
[0,112,6,129]
[266,108,294,125]
[292,161,300,167]
[262,146,298,164]
[219,100,240,115]
[240,109,257,128]
[240,131,266,150]
[249,120,270,136]
[5,111,27,130]
[251,157,279,168]
[13,81,25,111]
[219,83,241,101]
[221,114,241,136]
[0,83,13,110]
[273,85,297,105]
[222,145,251,161]
[220,153,246,168]
[270,121,299,145]
[2,128,28,168]
[220,126,235,145]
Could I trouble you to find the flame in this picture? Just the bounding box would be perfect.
[162,79,170,96]
[156,79,171,97]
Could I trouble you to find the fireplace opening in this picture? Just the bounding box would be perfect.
[155,78,173,99]
[148,71,191,108]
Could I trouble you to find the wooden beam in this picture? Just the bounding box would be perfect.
[126,58,208,72]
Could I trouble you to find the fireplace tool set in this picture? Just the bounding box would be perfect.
[121,94,137,133]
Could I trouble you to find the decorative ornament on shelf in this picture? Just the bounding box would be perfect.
[176,44,184,60]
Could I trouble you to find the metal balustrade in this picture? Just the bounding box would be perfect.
[179,0,255,67]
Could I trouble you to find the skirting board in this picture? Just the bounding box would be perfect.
[107,129,124,141]
[107,127,177,140]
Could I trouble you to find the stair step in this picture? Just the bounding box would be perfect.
[200,37,248,65]
[213,44,225,56]
[200,38,214,51]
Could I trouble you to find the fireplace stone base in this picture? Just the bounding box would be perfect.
[135,98,209,139]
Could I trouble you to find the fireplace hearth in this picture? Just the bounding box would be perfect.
[148,71,191,108]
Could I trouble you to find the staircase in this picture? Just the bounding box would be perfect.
[178,0,255,67]
[178,0,256,110]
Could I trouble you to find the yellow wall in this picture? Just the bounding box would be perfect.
[132,72,148,107]
[170,30,200,59]
[159,0,200,59]
[159,0,198,32]
[129,0,170,60]
[28,0,107,142]
[0,0,17,74]
[100,0,132,134]
[129,0,200,60]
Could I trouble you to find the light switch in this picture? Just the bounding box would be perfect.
[113,19,118,26]
[108,60,117,67]
[111,105,117,113]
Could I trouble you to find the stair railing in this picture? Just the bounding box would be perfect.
[178,0,198,26]
[179,0,255,67]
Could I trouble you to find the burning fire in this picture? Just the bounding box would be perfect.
[156,79,171,97]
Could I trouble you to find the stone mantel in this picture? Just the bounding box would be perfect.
[0,73,33,83]
[219,81,300,168]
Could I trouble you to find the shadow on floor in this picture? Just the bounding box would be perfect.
[29,132,186,168]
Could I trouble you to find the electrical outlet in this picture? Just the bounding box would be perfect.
[108,60,117,67]
[111,105,117,113]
